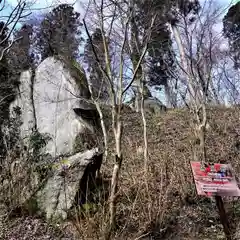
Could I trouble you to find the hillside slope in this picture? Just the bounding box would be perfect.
[102,106,240,239]
[2,106,240,239]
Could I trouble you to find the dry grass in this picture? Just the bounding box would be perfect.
[2,106,240,239]
[98,106,240,239]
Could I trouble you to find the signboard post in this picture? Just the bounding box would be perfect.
[215,195,231,240]
[190,162,240,240]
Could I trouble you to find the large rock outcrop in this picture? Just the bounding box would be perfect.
[35,148,102,221]
[0,147,102,222]
[0,57,103,222]
[10,57,98,157]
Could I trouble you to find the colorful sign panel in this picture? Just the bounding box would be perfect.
[190,162,240,197]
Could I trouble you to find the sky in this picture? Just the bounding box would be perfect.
[3,0,83,14]
[5,0,236,7]
[6,0,235,8]
[0,0,235,26]
[0,0,234,36]
[2,0,235,18]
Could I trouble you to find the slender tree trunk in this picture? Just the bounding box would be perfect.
[199,126,207,163]
[197,103,207,163]
[135,86,140,112]
[130,0,142,113]
[170,23,208,165]
[133,66,143,113]
[170,24,199,106]
[95,102,108,162]
[140,82,148,173]
[88,82,108,167]
[107,107,122,239]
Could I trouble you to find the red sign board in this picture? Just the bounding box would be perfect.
[190,162,240,197]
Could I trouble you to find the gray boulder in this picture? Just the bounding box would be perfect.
[9,57,98,157]
[35,148,102,222]
[128,97,167,114]
[0,147,102,222]
[144,97,167,114]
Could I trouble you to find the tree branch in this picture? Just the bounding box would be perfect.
[83,18,115,98]
[122,13,157,95]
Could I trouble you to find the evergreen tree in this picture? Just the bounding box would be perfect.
[133,0,200,106]
[0,22,15,121]
[0,22,19,157]
[223,2,240,69]
[10,24,34,71]
[38,4,83,61]
[84,28,109,100]
[147,23,175,105]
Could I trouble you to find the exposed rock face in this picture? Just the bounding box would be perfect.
[10,70,34,136]
[1,57,103,222]
[10,57,98,157]
[144,97,167,114]
[0,146,102,222]
[36,148,101,222]
[129,97,167,114]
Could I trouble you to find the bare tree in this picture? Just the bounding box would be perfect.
[83,0,157,237]
[0,0,33,61]
[214,49,240,105]
[170,1,226,164]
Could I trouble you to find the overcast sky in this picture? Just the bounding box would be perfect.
[4,0,234,15]
[6,0,234,7]
[0,0,235,34]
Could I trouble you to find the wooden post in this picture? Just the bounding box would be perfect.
[215,195,232,240]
